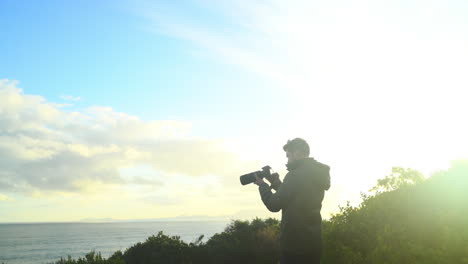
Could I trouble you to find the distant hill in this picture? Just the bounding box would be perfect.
[79,215,233,223]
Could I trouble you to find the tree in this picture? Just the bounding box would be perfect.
[370,167,424,193]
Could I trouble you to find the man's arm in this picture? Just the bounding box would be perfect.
[265,174,282,191]
[256,173,297,212]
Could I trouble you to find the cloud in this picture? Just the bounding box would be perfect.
[0,193,14,201]
[137,0,468,167]
[60,95,81,101]
[0,79,243,195]
[139,0,468,108]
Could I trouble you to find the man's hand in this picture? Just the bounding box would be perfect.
[265,172,282,190]
[253,173,266,186]
[264,172,280,185]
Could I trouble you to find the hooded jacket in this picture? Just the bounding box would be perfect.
[258,157,330,253]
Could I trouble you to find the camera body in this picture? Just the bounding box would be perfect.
[239,166,278,185]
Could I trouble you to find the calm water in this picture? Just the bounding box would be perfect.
[0,221,229,264]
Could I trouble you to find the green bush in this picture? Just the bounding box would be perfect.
[202,218,280,264]
[53,251,124,264]
[122,232,191,264]
[322,161,468,264]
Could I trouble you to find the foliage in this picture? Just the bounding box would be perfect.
[122,232,191,264]
[52,161,468,264]
[323,161,468,264]
[370,167,425,193]
[201,218,280,264]
[53,251,124,264]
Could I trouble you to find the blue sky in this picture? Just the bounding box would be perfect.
[1,0,282,132]
[1,0,467,222]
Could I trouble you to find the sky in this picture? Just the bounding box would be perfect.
[1,0,467,223]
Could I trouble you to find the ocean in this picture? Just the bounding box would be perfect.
[0,221,230,264]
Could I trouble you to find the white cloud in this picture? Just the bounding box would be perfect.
[139,1,468,155]
[141,1,468,159]
[60,95,81,101]
[141,0,468,89]
[0,79,244,195]
[0,193,14,201]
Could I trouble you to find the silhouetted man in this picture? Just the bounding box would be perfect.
[254,138,330,264]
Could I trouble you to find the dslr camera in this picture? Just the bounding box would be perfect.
[239,166,279,185]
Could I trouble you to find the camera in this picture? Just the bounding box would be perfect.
[239,166,279,185]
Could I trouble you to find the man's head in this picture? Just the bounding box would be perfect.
[283,138,310,163]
